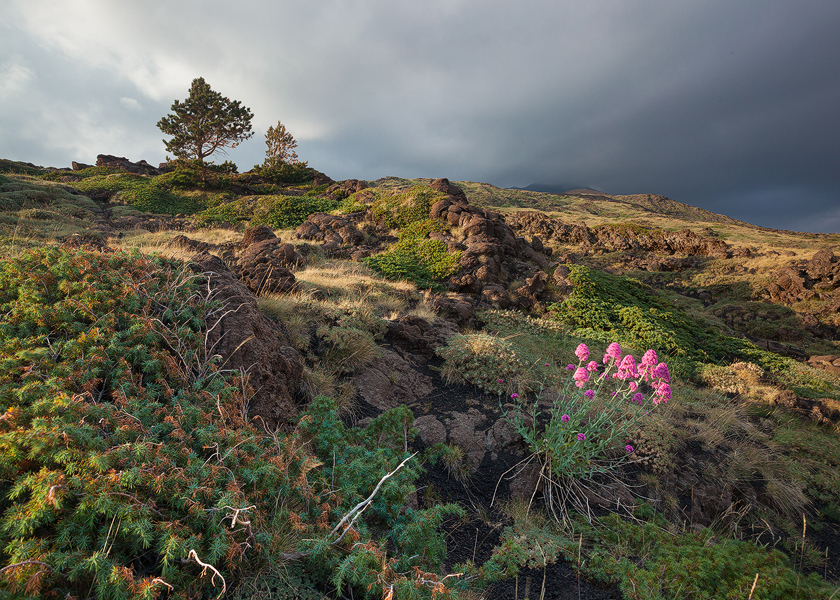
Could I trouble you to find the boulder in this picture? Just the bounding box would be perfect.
[235,239,302,295]
[354,348,434,410]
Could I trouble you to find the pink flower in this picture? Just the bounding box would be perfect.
[561,414,570,423]
[498,378,504,383]
[573,367,589,388]
[625,445,634,453]
[574,343,589,362]
[604,342,621,363]
[586,361,599,372]
[629,381,638,391]
[641,349,658,366]
[511,393,519,399]
[566,364,575,370]
[584,389,595,399]
[577,433,586,441]
[632,392,644,404]
[653,362,670,383]
[544,363,550,367]
[652,383,671,404]
[616,355,637,380]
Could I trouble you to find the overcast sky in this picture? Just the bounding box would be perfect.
[2,1,839,233]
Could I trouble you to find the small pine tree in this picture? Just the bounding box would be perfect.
[264,121,299,168]
[157,77,254,166]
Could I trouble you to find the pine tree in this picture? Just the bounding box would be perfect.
[157,77,254,165]
[264,121,299,168]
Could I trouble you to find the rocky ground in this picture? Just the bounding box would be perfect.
[3,155,840,598]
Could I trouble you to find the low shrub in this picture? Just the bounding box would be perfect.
[582,511,834,600]
[0,247,314,599]
[547,264,823,389]
[251,195,340,229]
[368,185,444,229]
[364,220,461,290]
[253,162,313,185]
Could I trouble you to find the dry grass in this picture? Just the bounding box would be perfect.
[299,367,358,418]
[107,229,241,257]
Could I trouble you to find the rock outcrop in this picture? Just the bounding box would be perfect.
[188,252,304,427]
[234,227,303,295]
[96,154,161,176]
[767,250,840,309]
[505,211,731,260]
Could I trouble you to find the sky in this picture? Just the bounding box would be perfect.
[2,1,839,233]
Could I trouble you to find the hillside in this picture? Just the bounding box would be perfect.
[1,156,840,599]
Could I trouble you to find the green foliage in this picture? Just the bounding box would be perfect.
[468,514,573,585]
[0,160,42,176]
[194,197,253,227]
[264,121,299,168]
[252,161,313,185]
[0,247,314,599]
[364,220,461,290]
[38,166,122,181]
[298,397,463,599]
[547,264,814,385]
[67,172,205,214]
[368,185,444,229]
[157,77,254,165]
[581,512,834,599]
[251,195,340,229]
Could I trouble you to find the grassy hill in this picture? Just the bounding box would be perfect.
[1,158,840,599]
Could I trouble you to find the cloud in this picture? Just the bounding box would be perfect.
[1,0,839,231]
[120,97,143,113]
[0,61,34,100]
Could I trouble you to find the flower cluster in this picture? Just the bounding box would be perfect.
[504,341,674,520]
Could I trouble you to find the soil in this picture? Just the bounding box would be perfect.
[351,350,627,599]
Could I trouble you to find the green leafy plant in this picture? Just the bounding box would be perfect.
[581,510,835,600]
[368,185,443,229]
[251,195,340,229]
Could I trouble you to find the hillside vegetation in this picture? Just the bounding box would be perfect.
[1,156,840,599]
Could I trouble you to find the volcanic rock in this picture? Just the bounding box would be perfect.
[188,252,303,427]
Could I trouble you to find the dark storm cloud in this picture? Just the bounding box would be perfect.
[2,0,839,231]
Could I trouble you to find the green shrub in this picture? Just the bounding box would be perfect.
[0,247,315,599]
[251,195,340,229]
[298,396,465,599]
[369,185,444,229]
[0,160,42,176]
[38,166,121,181]
[582,512,834,599]
[121,185,204,214]
[364,220,461,290]
[194,197,253,227]
[253,162,312,185]
[547,265,814,384]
